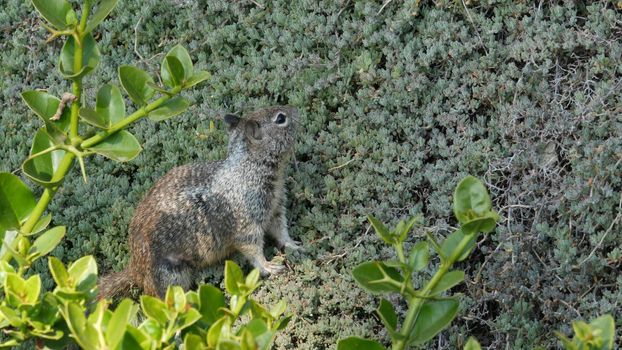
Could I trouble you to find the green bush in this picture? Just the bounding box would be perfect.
[1,0,620,348]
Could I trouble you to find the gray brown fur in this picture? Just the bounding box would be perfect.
[99,106,300,298]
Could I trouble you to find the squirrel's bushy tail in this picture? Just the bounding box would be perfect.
[99,269,135,300]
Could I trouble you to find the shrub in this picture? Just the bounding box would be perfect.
[1,0,620,348]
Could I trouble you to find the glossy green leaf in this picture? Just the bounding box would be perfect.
[22,275,41,305]
[0,305,23,327]
[32,0,76,29]
[184,70,211,89]
[0,173,35,232]
[430,270,464,296]
[184,333,206,350]
[368,215,393,244]
[245,268,261,289]
[352,261,404,294]
[79,84,125,129]
[161,44,193,87]
[62,302,97,349]
[5,273,26,307]
[106,299,136,350]
[462,212,499,235]
[441,229,477,263]
[224,260,244,295]
[376,298,397,331]
[270,299,287,318]
[453,176,492,225]
[198,284,226,324]
[337,337,386,350]
[140,295,168,325]
[245,318,273,350]
[84,0,119,33]
[589,314,615,350]
[119,65,155,105]
[29,214,52,235]
[162,56,184,87]
[87,130,142,162]
[67,255,98,293]
[409,298,460,345]
[28,226,65,261]
[176,308,202,331]
[408,241,429,271]
[138,318,163,342]
[165,285,186,313]
[59,34,100,79]
[49,256,69,288]
[22,128,67,187]
[464,337,481,350]
[207,317,227,347]
[148,97,190,122]
[124,325,151,349]
[21,91,71,143]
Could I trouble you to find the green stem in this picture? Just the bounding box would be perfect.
[395,243,406,264]
[81,87,181,149]
[70,25,84,138]
[392,233,473,350]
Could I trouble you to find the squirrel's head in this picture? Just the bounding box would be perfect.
[223,106,297,165]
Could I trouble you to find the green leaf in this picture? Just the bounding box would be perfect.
[408,241,429,271]
[138,318,163,343]
[352,261,404,294]
[67,255,98,293]
[244,319,274,350]
[184,71,211,89]
[124,325,151,349]
[84,0,119,33]
[119,65,155,105]
[165,285,186,313]
[464,337,481,350]
[589,314,615,350]
[441,229,477,263]
[430,270,464,296]
[207,317,227,347]
[198,284,226,325]
[184,333,206,350]
[409,298,460,345]
[397,215,421,243]
[224,260,244,295]
[87,130,142,162]
[49,256,70,288]
[62,302,97,349]
[5,273,27,307]
[0,305,23,327]
[80,84,125,129]
[29,214,52,235]
[337,337,386,350]
[59,34,100,79]
[21,91,71,143]
[0,173,36,232]
[461,212,499,235]
[24,275,42,304]
[32,0,76,29]
[161,45,193,87]
[177,308,202,331]
[148,97,190,122]
[367,215,393,244]
[106,299,136,350]
[269,300,287,318]
[140,295,168,325]
[245,268,261,290]
[555,331,578,350]
[162,56,184,87]
[28,226,65,261]
[453,176,493,225]
[376,298,397,331]
[22,128,68,187]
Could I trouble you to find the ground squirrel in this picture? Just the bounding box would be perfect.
[100,106,300,298]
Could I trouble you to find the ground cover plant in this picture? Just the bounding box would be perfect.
[0,0,287,348]
[1,0,620,349]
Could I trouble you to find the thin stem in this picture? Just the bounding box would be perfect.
[81,87,181,149]
[392,233,473,350]
[395,243,406,264]
[70,25,84,138]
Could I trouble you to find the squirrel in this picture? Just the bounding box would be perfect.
[99,106,301,298]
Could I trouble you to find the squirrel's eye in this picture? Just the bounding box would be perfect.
[274,112,287,125]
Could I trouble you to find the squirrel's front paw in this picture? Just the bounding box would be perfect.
[260,260,286,275]
[278,238,305,251]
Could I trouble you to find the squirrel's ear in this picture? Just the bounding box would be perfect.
[224,114,240,128]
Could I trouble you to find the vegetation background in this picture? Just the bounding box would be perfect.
[1,0,620,348]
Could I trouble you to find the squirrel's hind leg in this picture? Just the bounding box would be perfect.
[149,256,194,298]
[267,206,302,251]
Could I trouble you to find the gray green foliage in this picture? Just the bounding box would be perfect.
[1,0,621,348]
